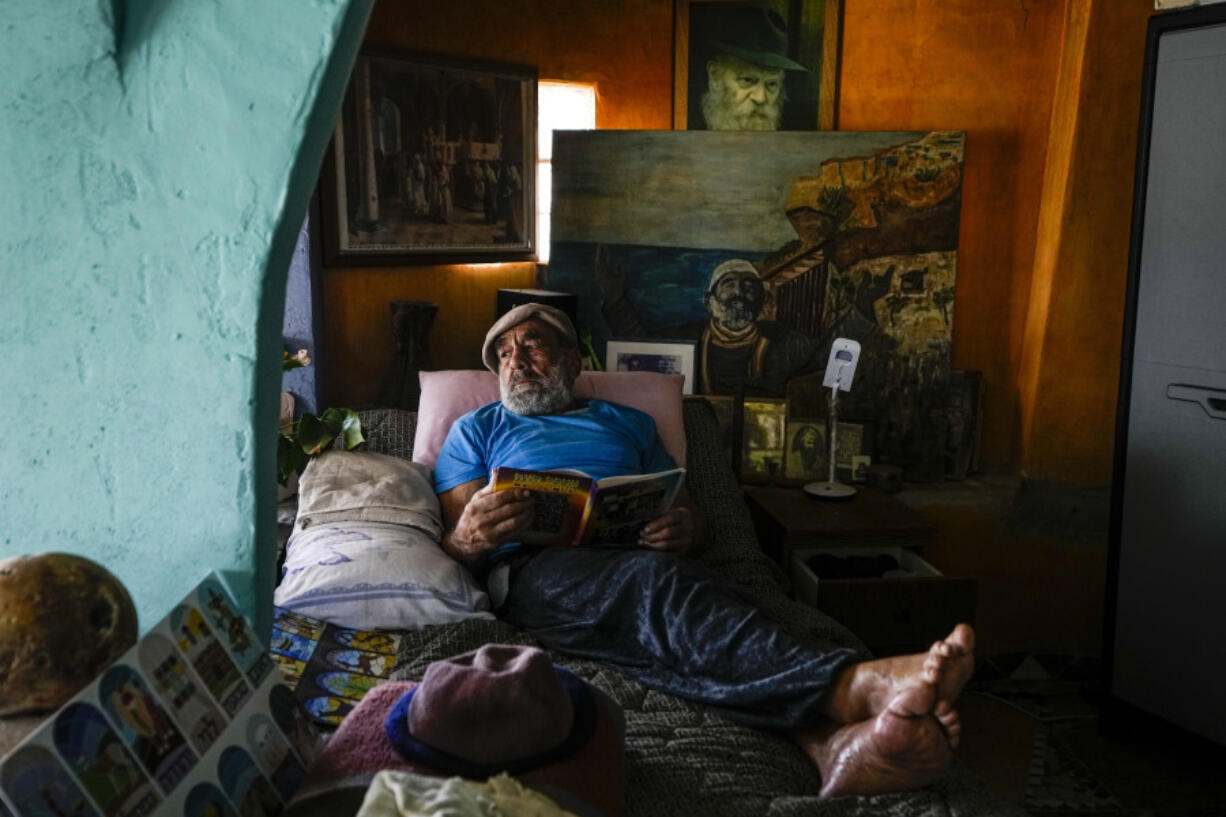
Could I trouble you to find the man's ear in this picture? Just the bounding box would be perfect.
[707,59,721,87]
[565,348,583,381]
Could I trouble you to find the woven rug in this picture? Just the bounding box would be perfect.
[1025,723,1122,814]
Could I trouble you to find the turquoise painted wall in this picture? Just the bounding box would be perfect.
[0,0,373,637]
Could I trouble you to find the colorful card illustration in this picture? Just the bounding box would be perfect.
[168,606,252,718]
[216,746,282,817]
[96,666,196,795]
[1,743,100,817]
[244,715,305,801]
[269,609,325,642]
[0,573,320,817]
[268,606,401,727]
[196,577,276,688]
[52,703,161,817]
[137,634,228,756]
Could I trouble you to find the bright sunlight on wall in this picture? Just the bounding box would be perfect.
[537,81,596,262]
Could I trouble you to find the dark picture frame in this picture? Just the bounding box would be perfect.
[673,0,842,131]
[320,50,537,265]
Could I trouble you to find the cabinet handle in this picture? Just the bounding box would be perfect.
[1167,384,1226,421]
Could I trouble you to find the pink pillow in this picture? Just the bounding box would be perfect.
[413,370,687,469]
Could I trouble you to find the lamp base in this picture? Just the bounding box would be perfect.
[803,480,858,500]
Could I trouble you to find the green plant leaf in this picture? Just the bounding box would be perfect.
[317,407,364,450]
[277,434,308,484]
[276,406,364,483]
[296,413,336,456]
[338,410,364,450]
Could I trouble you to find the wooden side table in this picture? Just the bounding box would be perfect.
[743,485,937,566]
[744,486,975,655]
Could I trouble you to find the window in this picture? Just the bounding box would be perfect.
[537,81,596,263]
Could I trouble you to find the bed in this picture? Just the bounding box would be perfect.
[280,389,1026,817]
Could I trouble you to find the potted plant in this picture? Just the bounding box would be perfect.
[278,350,364,484]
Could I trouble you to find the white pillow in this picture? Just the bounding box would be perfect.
[274,521,492,630]
[278,450,492,630]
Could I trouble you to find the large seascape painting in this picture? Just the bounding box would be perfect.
[544,130,965,473]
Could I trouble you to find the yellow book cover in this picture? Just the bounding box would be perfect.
[490,467,596,547]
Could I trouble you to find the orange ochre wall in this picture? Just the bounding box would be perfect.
[322,0,1153,485]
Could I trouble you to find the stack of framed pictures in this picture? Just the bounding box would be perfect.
[700,395,873,484]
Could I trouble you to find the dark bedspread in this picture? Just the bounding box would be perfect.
[363,401,1026,817]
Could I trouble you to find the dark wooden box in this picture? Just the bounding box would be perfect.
[791,547,976,656]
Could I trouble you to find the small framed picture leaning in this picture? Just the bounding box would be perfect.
[783,418,873,481]
[605,339,697,395]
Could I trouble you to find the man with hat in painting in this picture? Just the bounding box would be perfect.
[695,3,809,131]
[595,253,827,397]
[698,257,826,396]
[428,302,977,799]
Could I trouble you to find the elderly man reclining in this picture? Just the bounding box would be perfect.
[433,303,975,798]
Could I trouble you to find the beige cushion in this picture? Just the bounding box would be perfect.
[295,450,441,538]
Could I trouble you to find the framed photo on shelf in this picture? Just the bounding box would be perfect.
[783,418,872,481]
[850,455,872,483]
[742,398,788,480]
[606,339,697,395]
[320,49,537,265]
[673,0,842,131]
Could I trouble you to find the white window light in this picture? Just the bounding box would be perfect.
[537,81,596,263]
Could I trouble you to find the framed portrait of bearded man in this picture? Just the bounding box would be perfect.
[673,0,842,131]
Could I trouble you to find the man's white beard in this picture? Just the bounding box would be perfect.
[500,363,574,416]
[701,85,783,131]
[709,294,760,332]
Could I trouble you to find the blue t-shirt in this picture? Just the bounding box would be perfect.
[433,399,676,565]
[434,398,675,491]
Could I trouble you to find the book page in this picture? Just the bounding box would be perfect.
[587,468,686,546]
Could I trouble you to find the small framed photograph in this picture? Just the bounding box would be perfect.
[606,339,697,395]
[742,398,788,480]
[784,418,827,480]
[784,418,873,480]
[320,49,537,265]
[851,455,872,483]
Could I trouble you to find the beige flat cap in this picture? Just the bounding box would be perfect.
[482,303,578,373]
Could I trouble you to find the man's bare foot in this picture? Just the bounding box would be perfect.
[797,681,954,798]
[934,699,962,749]
[823,623,975,724]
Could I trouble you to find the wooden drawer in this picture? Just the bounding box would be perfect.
[791,547,976,656]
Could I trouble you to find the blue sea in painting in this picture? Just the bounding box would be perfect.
[548,241,767,347]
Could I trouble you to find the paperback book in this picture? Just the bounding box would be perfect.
[490,466,685,547]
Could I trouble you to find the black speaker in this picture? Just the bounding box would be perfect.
[495,288,578,329]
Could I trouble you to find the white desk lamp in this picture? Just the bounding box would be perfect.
[804,338,861,501]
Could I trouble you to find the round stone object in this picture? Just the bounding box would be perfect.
[0,553,138,717]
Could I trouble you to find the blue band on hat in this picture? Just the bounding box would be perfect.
[384,665,597,778]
